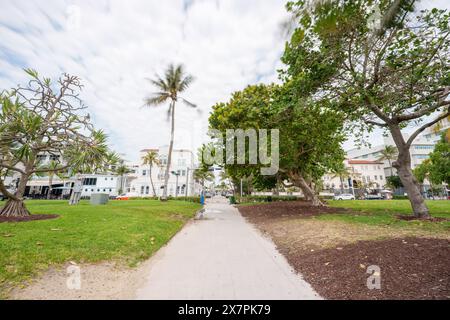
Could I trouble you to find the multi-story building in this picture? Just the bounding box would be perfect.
[127,146,200,197]
[322,159,386,193]
[347,134,436,177]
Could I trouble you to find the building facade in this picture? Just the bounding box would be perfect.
[127,147,200,197]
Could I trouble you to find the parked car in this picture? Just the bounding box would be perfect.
[333,193,355,200]
[115,192,139,200]
[365,194,383,200]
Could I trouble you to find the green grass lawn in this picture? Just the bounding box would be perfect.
[324,200,450,232]
[0,199,201,296]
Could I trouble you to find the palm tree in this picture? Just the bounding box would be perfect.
[145,64,196,201]
[193,169,214,189]
[377,145,398,177]
[142,150,160,197]
[115,165,131,195]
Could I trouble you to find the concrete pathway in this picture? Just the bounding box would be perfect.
[135,197,321,300]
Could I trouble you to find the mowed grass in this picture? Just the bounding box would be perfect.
[0,199,201,295]
[323,200,450,232]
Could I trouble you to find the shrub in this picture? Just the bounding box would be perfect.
[237,195,300,203]
[393,195,408,200]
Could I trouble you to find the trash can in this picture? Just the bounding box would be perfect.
[90,193,109,205]
[229,196,236,204]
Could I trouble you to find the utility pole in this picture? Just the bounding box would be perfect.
[171,171,180,198]
[185,167,190,197]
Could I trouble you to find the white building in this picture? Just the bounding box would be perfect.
[127,146,200,197]
[347,134,436,177]
[79,174,120,198]
[323,159,386,193]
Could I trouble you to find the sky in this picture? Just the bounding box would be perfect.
[0,0,448,162]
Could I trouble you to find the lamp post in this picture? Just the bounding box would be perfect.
[171,171,180,198]
[185,167,191,197]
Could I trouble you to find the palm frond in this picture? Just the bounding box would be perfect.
[145,94,170,106]
[181,97,197,108]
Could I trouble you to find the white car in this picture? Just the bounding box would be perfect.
[334,193,355,200]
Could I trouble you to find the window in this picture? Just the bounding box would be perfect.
[49,155,60,161]
[362,155,368,159]
[414,154,429,159]
[146,186,149,194]
[111,178,113,180]
[141,186,144,194]
[374,175,378,180]
[415,145,434,150]
[380,175,383,180]
[142,170,147,176]
[83,178,97,186]
[182,170,186,176]
[105,178,108,181]
[85,189,88,192]
[37,155,47,162]
[109,189,112,192]
[103,189,106,192]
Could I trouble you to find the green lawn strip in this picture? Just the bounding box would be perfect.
[321,200,450,233]
[0,200,201,295]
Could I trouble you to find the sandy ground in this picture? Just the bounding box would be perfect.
[9,260,152,300]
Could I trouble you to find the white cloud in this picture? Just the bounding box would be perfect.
[0,0,289,162]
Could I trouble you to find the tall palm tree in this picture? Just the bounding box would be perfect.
[145,64,196,201]
[377,145,398,177]
[142,150,160,197]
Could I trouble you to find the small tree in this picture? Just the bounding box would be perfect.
[414,133,450,186]
[0,69,113,217]
[377,145,398,177]
[142,150,160,197]
[115,164,131,195]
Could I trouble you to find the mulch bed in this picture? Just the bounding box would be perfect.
[0,214,59,223]
[238,201,351,222]
[238,202,450,299]
[396,215,450,222]
[290,238,450,300]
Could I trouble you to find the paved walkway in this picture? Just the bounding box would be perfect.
[135,197,321,300]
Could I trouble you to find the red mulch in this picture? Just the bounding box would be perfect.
[291,238,450,300]
[0,214,59,223]
[238,201,351,221]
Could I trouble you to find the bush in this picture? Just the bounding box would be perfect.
[393,195,408,200]
[237,195,300,203]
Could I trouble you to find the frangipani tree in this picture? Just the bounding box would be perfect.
[0,69,114,217]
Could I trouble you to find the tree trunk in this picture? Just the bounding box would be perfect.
[0,173,31,217]
[149,165,157,197]
[47,173,54,200]
[389,125,430,218]
[289,171,324,206]
[162,101,175,201]
[0,198,30,217]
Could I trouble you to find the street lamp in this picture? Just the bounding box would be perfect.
[171,171,180,198]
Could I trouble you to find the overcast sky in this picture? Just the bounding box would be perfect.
[0,0,448,162]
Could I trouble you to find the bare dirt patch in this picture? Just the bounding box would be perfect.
[238,202,450,300]
[9,261,150,300]
[0,214,59,224]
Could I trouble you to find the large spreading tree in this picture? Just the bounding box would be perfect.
[283,0,450,217]
[208,83,345,206]
[0,69,114,217]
